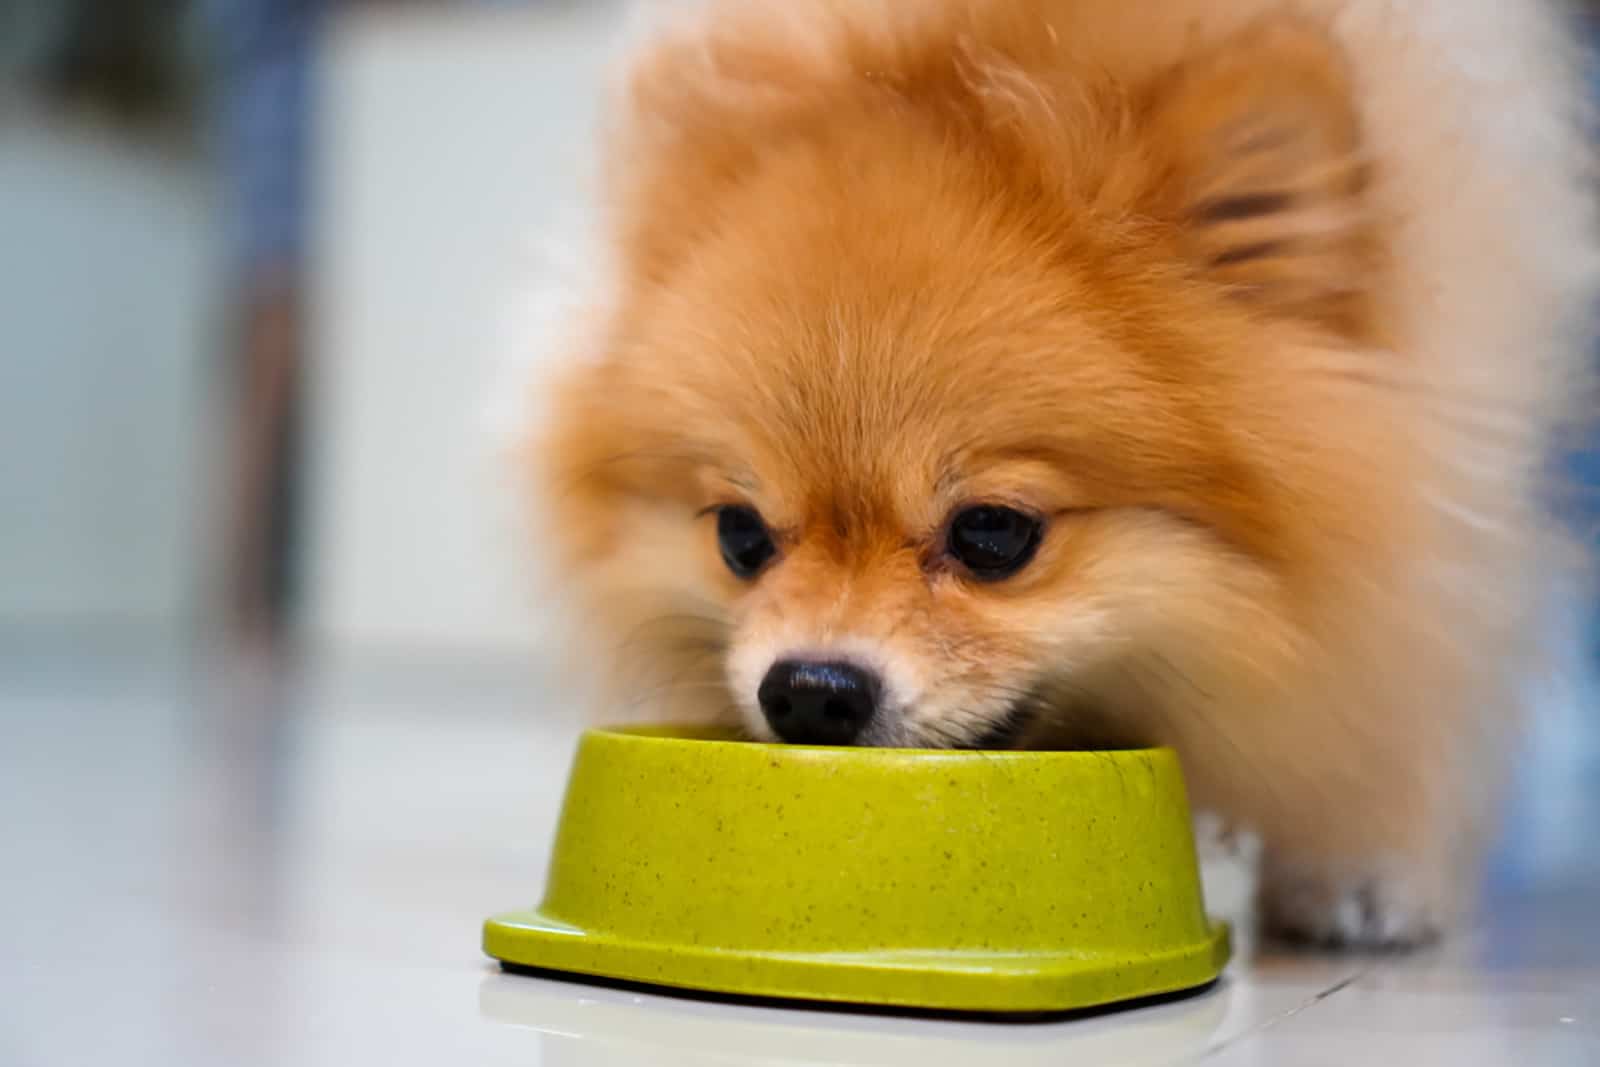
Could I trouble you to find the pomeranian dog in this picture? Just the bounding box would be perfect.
[532,0,1598,947]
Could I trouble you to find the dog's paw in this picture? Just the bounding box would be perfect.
[1193,813,1264,960]
[1263,865,1448,950]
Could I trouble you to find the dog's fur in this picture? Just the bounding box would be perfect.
[532,0,1598,946]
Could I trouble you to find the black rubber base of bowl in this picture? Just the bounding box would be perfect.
[495,960,1225,1024]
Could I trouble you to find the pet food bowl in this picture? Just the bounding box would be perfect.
[483,727,1229,1014]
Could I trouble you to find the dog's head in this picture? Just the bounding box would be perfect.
[542,7,1406,748]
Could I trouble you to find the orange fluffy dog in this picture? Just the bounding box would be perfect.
[534,0,1598,946]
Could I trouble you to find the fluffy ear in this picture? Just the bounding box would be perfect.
[1140,20,1378,332]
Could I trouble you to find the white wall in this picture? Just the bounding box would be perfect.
[304,3,621,659]
[0,110,219,635]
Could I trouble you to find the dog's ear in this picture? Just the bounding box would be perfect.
[1140,20,1377,332]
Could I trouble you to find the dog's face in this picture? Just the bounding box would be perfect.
[544,11,1401,748]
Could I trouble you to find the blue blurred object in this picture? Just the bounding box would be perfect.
[1581,31,1600,660]
[1578,443,1600,660]
[1482,29,1600,897]
[209,0,322,279]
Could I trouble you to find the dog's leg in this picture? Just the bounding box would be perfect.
[1259,846,1458,949]
[1194,812,1264,961]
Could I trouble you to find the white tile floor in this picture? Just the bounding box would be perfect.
[2,644,1596,1066]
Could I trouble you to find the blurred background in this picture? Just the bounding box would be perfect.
[0,6,626,1056]
[1,0,621,667]
[0,4,1598,1057]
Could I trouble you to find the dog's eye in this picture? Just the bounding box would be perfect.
[716,506,777,579]
[946,506,1043,580]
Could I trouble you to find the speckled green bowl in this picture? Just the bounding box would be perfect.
[484,727,1228,1014]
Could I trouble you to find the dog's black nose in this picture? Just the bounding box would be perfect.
[758,660,880,745]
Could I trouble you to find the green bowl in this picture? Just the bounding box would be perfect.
[484,727,1228,1014]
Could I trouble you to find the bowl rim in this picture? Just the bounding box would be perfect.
[588,724,1172,761]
